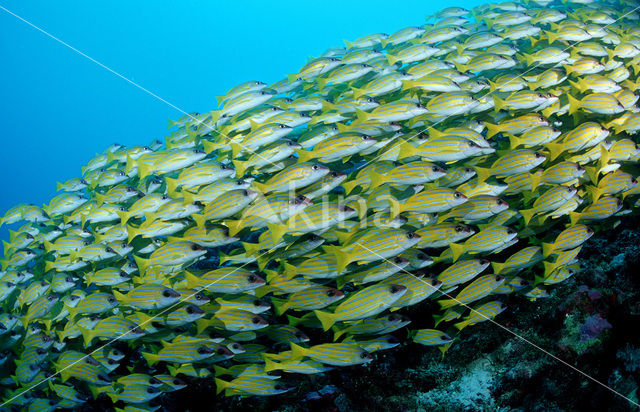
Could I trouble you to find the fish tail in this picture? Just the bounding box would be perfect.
[584,166,599,185]
[271,297,289,316]
[322,245,352,274]
[282,262,298,280]
[491,261,505,274]
[137,161,153,180]
[316,77,328,90]
[543,261,556,277]
[225,219,243,237]
[126,224,139,243]
[133,255,150,275]
[448,242,465,262]
[544,142,565,161]
[164,177,179,197]
[192,213,206,230]
[585,185,603,203]
[597,145,610,173]
[505,133,520,149]
[201,139,218,154]
[454,320,467,331]
[314,309,337,331]
[398,141,418,159]
[295,149,313,163]
[428,127,445,139]
[124,155,136,175]
[79,326,95,348]
[195,318,210,334]
[567,94,581,116]
[341,180,359,195]
[215,378,230,395]
[438,298,455,310]
[354,108,370,126]
[267,222,288,245]
[116,210,130,225]
[542,242,555,258]
[263,358,280,372]
[182,190,196,205]
[184,271,200,289]
[492,96,505,113]
[400,80,414,92]
[368,170,387,189]
[230,143,242,159]
[520,208,536,226]
[232,159,248,178]
[569,211,581,226]
[484,122,500,139]
[290,341,310,358]
[142,352,159,366]
[332,325,346,341]
[546,30,557,45]
[474,166,491,183]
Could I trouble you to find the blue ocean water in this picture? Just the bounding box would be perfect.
[0,0,485,240]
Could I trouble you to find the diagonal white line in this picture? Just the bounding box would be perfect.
[347,4,640,178]
[0,4,286,173]
[0,246,275,407]
[354,240,640,408]
[2,1,640,407]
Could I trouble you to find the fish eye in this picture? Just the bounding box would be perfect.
[248,274,258,282]
[360,352,369,359]
[173,379,182,385]
[108,296,116,303]
[389,285,402,293]
[252,317,261,324]
[253,299,262,306]
[326,289,336,297]
[195,292,206,300]
[217,347,226,355]
[432,166,440,172]
[146,387,156,394]
[455,225,465,232]
[296,195,306,202]
[197,346,208,354]
[186,306,194,314]
[507,228,516,234]
[312,164,319,170]
[106,247,115,253]
[279,124,288,128]
[331,171,339,177]
[535,152,544,158]
[190,244,200,251]
[393,257,404,264]
[454,192,462,198]
[162,290,172,298]
[362,135,369,140]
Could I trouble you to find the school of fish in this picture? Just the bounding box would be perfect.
[2,0,640,408]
